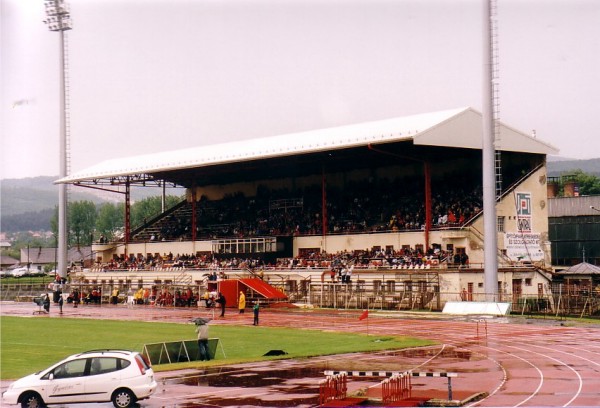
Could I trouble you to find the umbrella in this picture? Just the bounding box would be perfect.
[191,317,212,325]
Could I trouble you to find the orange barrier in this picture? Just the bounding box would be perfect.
[319,373,347,406]
[381,372,411,404]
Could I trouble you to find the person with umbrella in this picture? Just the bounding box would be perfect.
[193,317,211,361]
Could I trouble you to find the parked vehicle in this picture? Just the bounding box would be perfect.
[2,350,157,408]
[8,267,30,278]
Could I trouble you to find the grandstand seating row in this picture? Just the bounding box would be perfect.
[130,181,483,242]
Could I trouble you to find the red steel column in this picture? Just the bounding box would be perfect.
[322,168,328,236]
[124,178,131,256]
[191,189,197,241]
[424,161,432,250]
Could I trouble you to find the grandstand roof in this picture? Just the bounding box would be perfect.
[57,107,558,187]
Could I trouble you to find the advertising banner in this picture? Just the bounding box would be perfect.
[505,232,544,261]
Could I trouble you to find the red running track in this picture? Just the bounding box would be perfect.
[1,302,599,407]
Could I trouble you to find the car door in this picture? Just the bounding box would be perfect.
[83,357,124,402]
[41,358,88,404]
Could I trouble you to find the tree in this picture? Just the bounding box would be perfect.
[96,203,124,241]
[130,195,183,228]
[559,169,600,196]
[69,200,97,246]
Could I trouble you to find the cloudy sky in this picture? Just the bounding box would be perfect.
[2,0,599,180]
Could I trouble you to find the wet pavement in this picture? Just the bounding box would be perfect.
[2,301,600,407]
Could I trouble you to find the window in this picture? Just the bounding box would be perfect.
[497,216,505,232]
[525,278,532,286]
[52,359,87,379]
[90,357,123,376]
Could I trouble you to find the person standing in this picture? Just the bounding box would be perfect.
[58,292,64,314]
[195,321,210,361]
[216,292,226,317]
[72,288,80,308]
[253,301,260,326]
[42,294,50,313]
[238,291,246,313]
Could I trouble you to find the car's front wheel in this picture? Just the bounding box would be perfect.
[20,392,45,408]
[112,388,136,408]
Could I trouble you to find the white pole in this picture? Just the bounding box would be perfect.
[58,27,68,280]
[482,0,498,301]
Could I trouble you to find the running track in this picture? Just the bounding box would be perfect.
[1,302,599,407]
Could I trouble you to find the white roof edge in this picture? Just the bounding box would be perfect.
[56,107,553,184]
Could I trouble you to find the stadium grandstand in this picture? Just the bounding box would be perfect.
[56,107,575,314]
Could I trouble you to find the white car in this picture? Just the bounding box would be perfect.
[2,350,157,408]
[9,267,30,278]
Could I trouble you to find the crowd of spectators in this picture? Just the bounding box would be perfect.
[92,245,458,273]
[132,176,483,242]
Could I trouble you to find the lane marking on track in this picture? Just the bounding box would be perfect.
[506,345,582,407]
[467,345,543,408]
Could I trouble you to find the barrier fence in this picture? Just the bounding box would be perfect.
[3,276,599,317]
[318,373,347,406]
[381,372,411,404]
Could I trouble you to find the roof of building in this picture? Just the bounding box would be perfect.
[57,107,558,186]
[20,247,93,264]
[548,196,600,217]
[0,255,20,267]
[556,261,600,276]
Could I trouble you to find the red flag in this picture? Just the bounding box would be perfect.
[359,310,369,321]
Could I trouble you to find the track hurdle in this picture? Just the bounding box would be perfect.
[319,372,348,406]
[411,371,457,400]
[324,370,457,402]
[476,318,488,339]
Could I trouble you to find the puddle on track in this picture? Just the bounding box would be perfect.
[157,346,475,407]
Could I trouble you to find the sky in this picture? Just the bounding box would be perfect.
[1,0,599,180]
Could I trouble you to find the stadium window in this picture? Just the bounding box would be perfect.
[497,216,505,232]
[525,278,532,286]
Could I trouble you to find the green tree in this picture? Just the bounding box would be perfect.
[69,200,97,246]
[50,206,58,241]
[560,169,600,196]
[96,203,124,241]
[130,195,183,228]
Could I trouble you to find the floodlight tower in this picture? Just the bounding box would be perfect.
[482,0,499,301]
[44,0,72,279]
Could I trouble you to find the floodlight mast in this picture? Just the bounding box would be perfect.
[44,0,72,280]
[482,0,499,301]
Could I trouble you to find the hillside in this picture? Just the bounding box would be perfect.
[1,177,108,216]
[546,157,600,177]
[1,176,183,219]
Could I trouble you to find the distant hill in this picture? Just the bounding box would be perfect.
[1,176,184,218]
[546,157,600,177]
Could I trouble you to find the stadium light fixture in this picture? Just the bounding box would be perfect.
[44,0,72,31]
[44,0,72,279]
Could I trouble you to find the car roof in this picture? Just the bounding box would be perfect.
[72,350,137,358]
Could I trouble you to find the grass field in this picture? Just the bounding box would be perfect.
[0,316,434,380]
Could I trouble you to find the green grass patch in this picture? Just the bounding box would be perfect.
[0,316,433,380]
[0,276,53,286]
